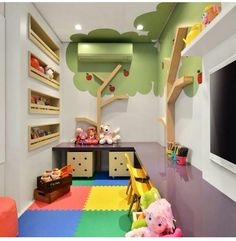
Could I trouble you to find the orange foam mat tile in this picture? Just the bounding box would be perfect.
[29,186,92,211]
[84,186,130,211]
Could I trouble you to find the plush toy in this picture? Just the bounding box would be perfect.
[84,126,99,145]
[99,124,120,144]
[202,4,221,26]
[45,66,54,79]
[74,128,88,145]
[126,199,179,237]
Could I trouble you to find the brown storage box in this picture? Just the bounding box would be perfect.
[37,174,72,193]
[34,185,70,204]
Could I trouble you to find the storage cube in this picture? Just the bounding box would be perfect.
[109,151,134,177]
[67,152,94,177]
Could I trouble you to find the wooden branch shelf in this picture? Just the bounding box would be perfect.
[29,123,60,150]
[75,117,97,126]
[29,52,60,89]
[29,89,60,114]
[101,95,129,108]
[167,76,194,104]
[28,14,60,64]
[159,117,166,126]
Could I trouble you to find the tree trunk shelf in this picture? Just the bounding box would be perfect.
[75,117,97,127]
[167,76,194,104]
[29,52,60,89]
[28,123,60,150]
[28,14,60,64]
[101,95,129,108]
[29,89,60,114]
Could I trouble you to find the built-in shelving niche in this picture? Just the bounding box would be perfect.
[29,52,60,90]
[28,14,60,64]
[28,123,60,150]
[29,89,60,115]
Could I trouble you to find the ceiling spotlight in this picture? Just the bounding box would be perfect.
[75,24,82,31]
[136,24,144,31]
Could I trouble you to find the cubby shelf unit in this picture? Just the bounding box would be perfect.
[29,89,60,114]
[29,52,60,89]
[28,14,60,64]
[28,123,60,150]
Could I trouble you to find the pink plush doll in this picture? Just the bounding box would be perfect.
[125,199,181,237]
[74,128,87,145]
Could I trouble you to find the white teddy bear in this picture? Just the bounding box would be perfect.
[99,124,120,144]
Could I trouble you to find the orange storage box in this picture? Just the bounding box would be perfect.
[0,197,18,237]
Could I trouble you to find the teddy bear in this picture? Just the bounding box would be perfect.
[99,124,120,144]
[73,127,88,145]
[125,198,182,237]
[84,126,99,145]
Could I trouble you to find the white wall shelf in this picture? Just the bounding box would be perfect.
[182,5,236,57]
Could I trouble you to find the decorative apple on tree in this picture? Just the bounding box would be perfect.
[123,69,129,77]
[197,70,202,84]
[109,84,115,92]
[86,73,93,81]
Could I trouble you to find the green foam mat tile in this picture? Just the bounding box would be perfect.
[72,179,95,186]
[74,210,132,237]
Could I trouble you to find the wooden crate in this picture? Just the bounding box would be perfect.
[109,151,134,177]
[34,185,70,204]
[67,152,95,177]
[37,174,72,193]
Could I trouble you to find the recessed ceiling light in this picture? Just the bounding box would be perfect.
[136,24,144,31]
[75,24,82,31]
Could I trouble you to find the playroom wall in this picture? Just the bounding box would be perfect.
[157,2,236,202]
[5,3,61,214]
[0,8,5,196]
[61,43,165,145]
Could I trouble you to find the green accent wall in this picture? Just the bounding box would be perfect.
[66,43,158,97]
[156,2,213,97]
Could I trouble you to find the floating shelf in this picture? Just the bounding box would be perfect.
[29,52,60,89]
[181,5,236,56]
[28,14,60,64]
[167,76,194,104]
[29,123,60,150]
[29,89,60,114]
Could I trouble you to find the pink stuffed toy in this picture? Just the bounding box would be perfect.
[126,199,182,237]
[74,128,87,145]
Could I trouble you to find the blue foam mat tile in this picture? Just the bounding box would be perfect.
[93,179,129,186]
[19,210,82,237]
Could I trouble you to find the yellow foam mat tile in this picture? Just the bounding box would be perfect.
[84,186,130,211]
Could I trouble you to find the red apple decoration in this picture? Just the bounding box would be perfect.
[37,66,45,74]
[123,69,129,77]
[86,73,93,81]
[197,70,202,84]
[31,57,40,69]
[109,84,115,92]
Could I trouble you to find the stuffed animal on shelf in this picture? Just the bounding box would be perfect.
[126,198,180,237]
[202,4,221,26]
[74,127,88,145]
[45,66,54,79]
[99,124,120,144]
[84,126,99,145]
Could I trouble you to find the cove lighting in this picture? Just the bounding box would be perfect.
[75,24,82,31]
[136,24,144,31]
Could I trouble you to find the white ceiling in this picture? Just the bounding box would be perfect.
[34,2,158,42]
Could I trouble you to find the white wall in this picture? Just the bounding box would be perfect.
[0,3,4,16]
[5,3,61,214]
[61,44,165,145]
[174,4,236,202]
[0,13,5,195]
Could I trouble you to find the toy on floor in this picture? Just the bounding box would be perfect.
[202,4,221,26]
[84,126,99,145]
[99,124,120,144]
[126,198,180,237]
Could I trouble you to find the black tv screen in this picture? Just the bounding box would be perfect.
[210,59,236,166]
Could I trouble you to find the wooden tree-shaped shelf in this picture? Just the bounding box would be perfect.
[76,64,129,134]
[28,14,60,65]
[162,27,194,143]
[29,89,60,114]
[29,52,60,89]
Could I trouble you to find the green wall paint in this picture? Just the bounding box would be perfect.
[66,43,158,97]
[156,2,213,97]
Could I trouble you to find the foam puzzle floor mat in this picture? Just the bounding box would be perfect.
[84,186,129,211]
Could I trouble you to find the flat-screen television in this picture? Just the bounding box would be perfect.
[210,55,236,174]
